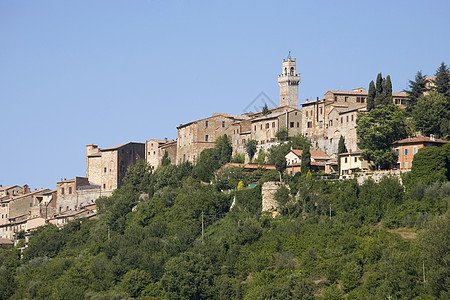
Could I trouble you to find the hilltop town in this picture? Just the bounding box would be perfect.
[0,56,448,243]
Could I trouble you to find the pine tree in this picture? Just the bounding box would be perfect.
[405,71,428,115]
[262,104,271,115]
[300,144,311,175]
[434,62,450,97]
[337,136,348,174]
[367,80,376,111]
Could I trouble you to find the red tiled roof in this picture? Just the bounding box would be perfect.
[392,136,448,145]
[288,149,330,159]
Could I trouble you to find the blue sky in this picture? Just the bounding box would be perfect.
[1,0,449,189]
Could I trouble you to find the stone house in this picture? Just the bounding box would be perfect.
[392,135,448,170]
[176,113,244,164]
[86,142,145,191]
[145,138,177,169]
[0,189,52,226]
[285,149,331,175]
[56,177,108,214]
[0,185,26,197]
[159,140,177,165]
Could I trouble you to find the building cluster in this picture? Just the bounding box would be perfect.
[1,56,445,243]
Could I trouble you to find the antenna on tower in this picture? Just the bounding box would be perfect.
[287,50,291,59]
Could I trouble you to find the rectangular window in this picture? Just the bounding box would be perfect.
[354,157,357,162]
[266,123,269,129]
[346,116,349,122]
[306,111,308,117]
[205,135,209,142]
[405,162,409,169]
[307,122,312,128]
[61,188,65,195]
[356,97,360,103]
[104,167,107,173]
[297,122,299,128]
[351,115,354,122]
[290,122,294,128]
[334,96,337,101]
[254,125,256,131]
[272,122,275,128]
[69,187,72,194]
[205,121,208,127]
[320,107,323,114]
[341,117,343,123]
[403,149,409,155]
[222,121,225,127]
[345,157,348,163]
[103,184,106,189]
[344,96,348,102]
[413,146,418,155]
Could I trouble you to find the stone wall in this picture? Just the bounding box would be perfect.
[57,188,112,213]
[341,169,411,185]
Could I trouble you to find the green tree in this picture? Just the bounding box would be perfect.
[193,148,218,182]
[215,166,244,190]
[161,150,171,166]
[433,62,450,97]
[245,140,258,162]
[371,73,394,108]
[356,104,408,169]
[385,75,393,105]
[262,103,271,115]
[118,269,151,298]
[367,80,376,111]
[412,91,450,138]
[405,71,428,115]
[337,136,348,174]
[161,252,215,300]
[231,153,245,164]
[253,149,266,164]
[276,128,289,142]
[122,159,153,194]
[301,144,311,175]
[274,151,287,182]
[409,144,449,184]
[274,185,291,216]
[215,134,233,166]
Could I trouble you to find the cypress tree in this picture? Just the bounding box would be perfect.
[161,151,171,166]
[434,62,450,97]
[301,144,311,175]
[367,80,376,111]
[374,73,384,107]
[405,71,428,115]
[385,75,393,105]
[337,136,348,174]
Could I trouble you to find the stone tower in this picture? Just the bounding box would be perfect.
[277,55,300,108]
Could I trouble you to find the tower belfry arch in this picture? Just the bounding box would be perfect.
[277,53,300,108]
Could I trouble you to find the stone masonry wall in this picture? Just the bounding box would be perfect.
[261,181,282,217]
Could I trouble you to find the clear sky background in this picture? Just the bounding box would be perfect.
[1,0,449,189]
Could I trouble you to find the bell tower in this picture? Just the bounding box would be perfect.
[277,53,300,108]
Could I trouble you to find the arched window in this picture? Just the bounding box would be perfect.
[284,67,287,75]
[290,67,294,75]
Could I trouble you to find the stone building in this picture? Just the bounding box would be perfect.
[0,189,52,226]
[145,138,177,169]
[56,177,109,213]
[301,88,408,154]
[285,149,332,175]
[0,185,25,197]
[86,142,145,191]
[176,113,245,164]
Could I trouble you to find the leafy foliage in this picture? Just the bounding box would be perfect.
[412,91,450,138]
[356,104,408,169]
[244,140,258,161]
[405,71,429,115]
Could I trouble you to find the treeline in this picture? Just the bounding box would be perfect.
[0,143,449,299]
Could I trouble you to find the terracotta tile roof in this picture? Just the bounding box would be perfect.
[0,238,13,245]
[392,136,448,145]
[288,149,331,159]
[339,151,363,156]
[0,185,20,191]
